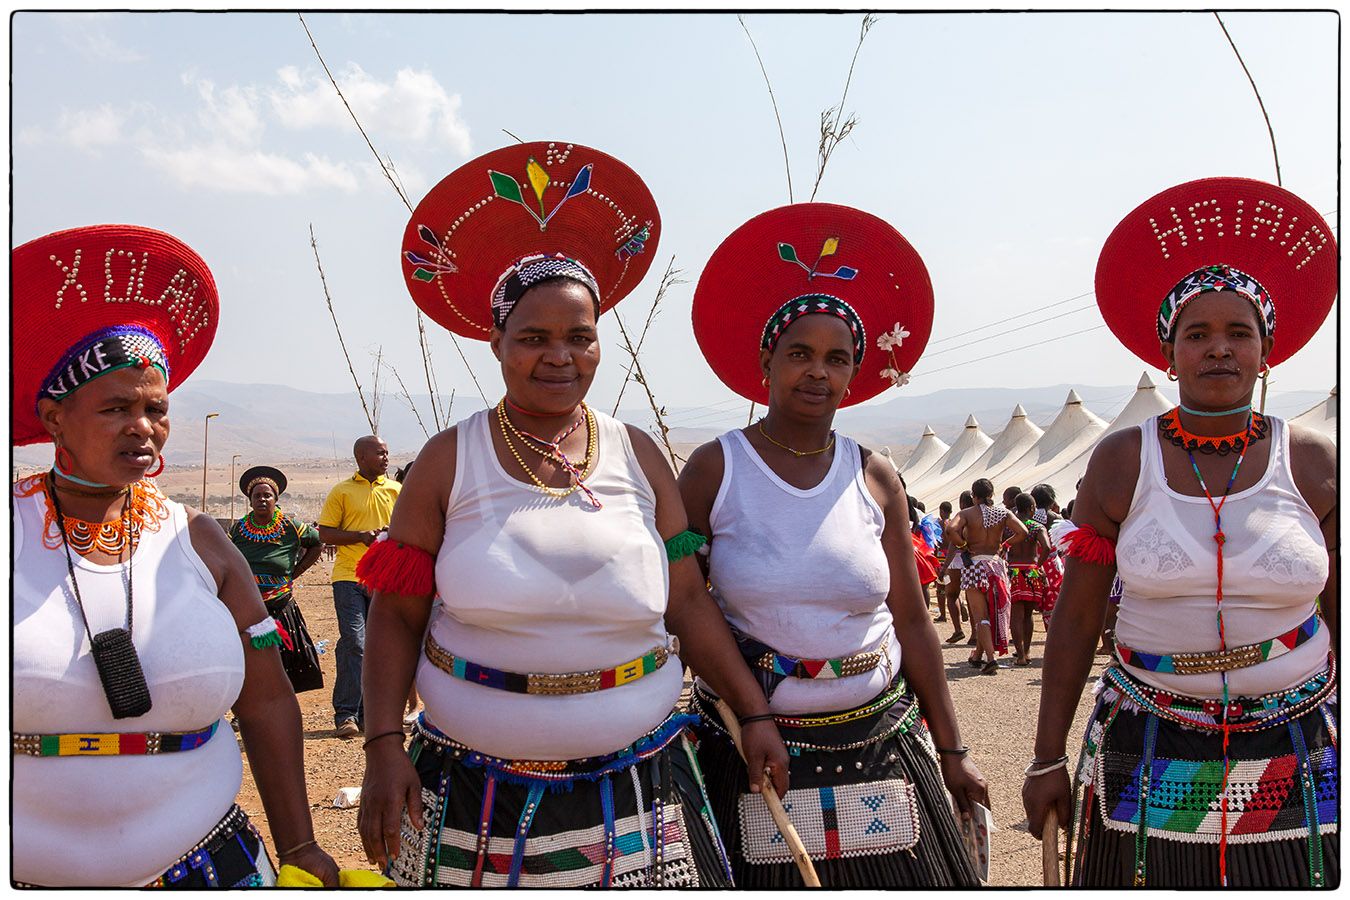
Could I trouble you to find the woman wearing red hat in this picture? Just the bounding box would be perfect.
[1023,178,1338,887]
[355,141,787,888]
[11,226,337,886]
[680,203,985,886]
[229,465,325,694]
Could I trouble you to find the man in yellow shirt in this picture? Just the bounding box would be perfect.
[318,435,401,737]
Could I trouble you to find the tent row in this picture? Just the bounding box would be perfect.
[897,375,1338,510]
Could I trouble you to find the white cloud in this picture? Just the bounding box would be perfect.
[22,62,469,196]
[268,63,472,156]
[140,145,359,194]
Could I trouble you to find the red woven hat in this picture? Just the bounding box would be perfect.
[692,203,934,408]
[401,140,660,339]
[12,224,218,447]
[1095,177,1336,369]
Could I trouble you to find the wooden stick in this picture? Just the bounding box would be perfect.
[1042,808,1060,887]
[713,699,820,887]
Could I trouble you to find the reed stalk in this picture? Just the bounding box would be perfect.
[310,224,376,434]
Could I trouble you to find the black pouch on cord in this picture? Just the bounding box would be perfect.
[89,627,153,719]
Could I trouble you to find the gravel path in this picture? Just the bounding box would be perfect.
[235,566,1109,886]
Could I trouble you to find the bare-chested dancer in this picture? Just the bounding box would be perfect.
[948,478,1027,674]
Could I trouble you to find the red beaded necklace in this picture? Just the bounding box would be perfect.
[1157,407,1267,455]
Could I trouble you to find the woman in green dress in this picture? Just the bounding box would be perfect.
[229,466,325,693]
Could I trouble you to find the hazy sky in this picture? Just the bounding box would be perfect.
[10,10,1338,433]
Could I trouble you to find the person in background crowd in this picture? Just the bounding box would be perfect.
[924,502,952,622]
[940,491,974,644]
[949,478,1027,674]
[229,466,325,694]
[317,435,400,738]
[1005,492,1051,666]
[1030,484,1064,629]
[1001,485,1022,511]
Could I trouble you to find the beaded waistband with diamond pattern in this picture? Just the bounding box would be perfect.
[753,633,889,680]
[13,721,219,757]
[423,632,673,695]
[1115,613,1320,675]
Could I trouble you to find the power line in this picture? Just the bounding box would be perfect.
[922,304,1096,360]
[927,290,1095,347]
[913,325,1107,378]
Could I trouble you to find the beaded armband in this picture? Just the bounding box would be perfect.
[243,617,290,651]
[664,530,707,563]
[1056,523,1116,566]
[355,535,436,597]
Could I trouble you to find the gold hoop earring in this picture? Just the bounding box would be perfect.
[1166,366,1179,382]
[761,376,770,388]
[1259,363,1271,379]
[844,387,852,399]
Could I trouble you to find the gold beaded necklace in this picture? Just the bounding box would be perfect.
[495,400,599,502]
[757,420,837,458]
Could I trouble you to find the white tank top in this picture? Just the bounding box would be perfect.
[12,476,245,887]
[703,430,899,715]
[419,408,682,760]
[1115,416,1329,698]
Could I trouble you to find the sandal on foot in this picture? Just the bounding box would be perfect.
[945,631,966,644]
[981,660,1000,675]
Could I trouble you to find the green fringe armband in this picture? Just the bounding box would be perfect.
[665,530,707,562]
[250,631,284,650]
[244,618,286,650]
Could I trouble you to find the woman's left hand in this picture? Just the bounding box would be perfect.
[278,841,340,887]
[940,753,989,823]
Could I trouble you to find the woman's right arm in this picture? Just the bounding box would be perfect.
[358,427,455,870]
[1022,431,1137,838]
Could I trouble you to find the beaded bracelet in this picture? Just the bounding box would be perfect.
[1023,755,1070,777]
[934,744,970,756]
[277,838,318,858]
[361,730,405,751]
[737,713,777,726]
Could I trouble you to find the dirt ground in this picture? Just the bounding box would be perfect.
[232,567,1106,886]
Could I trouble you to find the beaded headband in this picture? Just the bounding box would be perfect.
[1158,264,1275,343]
[761,294,867,363]
[41,325,170,404]
[245,476,281,497]
[490,253,602,328]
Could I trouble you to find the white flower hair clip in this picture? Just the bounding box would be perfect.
[876,323,910,352]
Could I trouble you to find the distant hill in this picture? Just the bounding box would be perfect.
[12,378,1329,469]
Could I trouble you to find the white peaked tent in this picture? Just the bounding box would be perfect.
[896,426,950,482]
[909,415,994,500]
[1038,372,1175,498]
[914,404,1044,506]
[1290,386,1337,439]
[995,389,1109,495]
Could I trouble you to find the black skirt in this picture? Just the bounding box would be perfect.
[691,679,979,887]
[1071,664,1338,888]
[387,711,734,888]
[264,593,323,694]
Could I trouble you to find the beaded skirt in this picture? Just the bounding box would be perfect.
[1070,662,1338,888]
[691,677,978,887]
[263,592,323,694]
[386,710,733,888]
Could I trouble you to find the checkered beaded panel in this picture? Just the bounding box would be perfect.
[738,778,921,864]
[1096,745,1338,843]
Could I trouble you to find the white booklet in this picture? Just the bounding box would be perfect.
[953,798,996,883]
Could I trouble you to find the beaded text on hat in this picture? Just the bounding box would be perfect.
[41,325,170,404]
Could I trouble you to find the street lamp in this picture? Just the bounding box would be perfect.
[201,412,219,511]
[230,454,242,519]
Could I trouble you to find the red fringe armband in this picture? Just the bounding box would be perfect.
[356,537,437,597]
[1059,524,1116,566]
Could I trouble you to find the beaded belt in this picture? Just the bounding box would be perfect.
[254,573,293,602]
[412,710,694,783]
[1102,657,1335,733]
[1115,613,1321,675]
[13,721,219,757]
[1009,564,1043,578]
[751,632,889,680]
[423,632,674,695]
